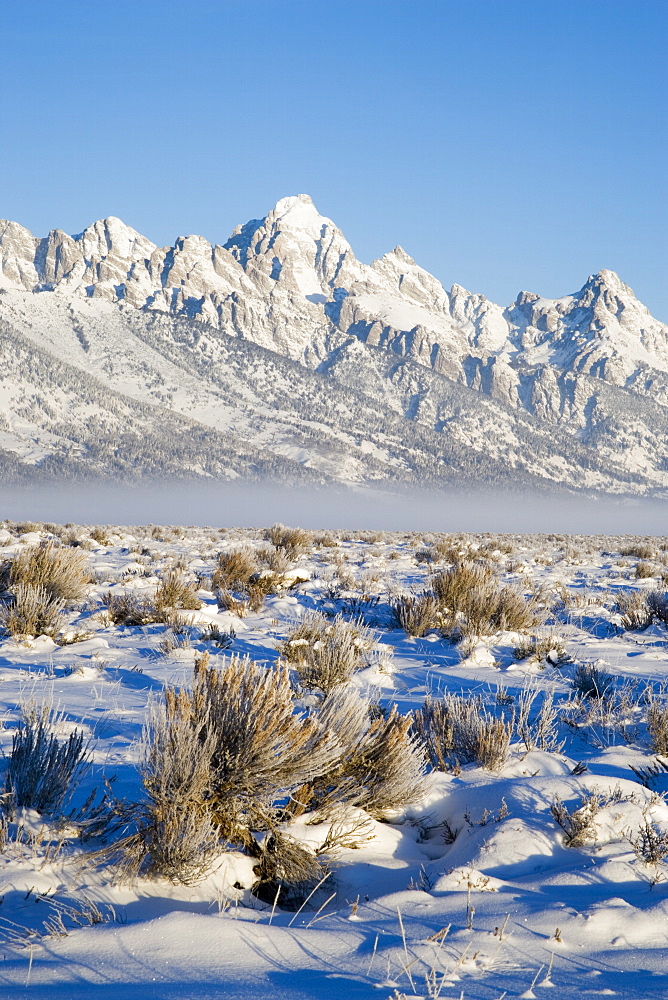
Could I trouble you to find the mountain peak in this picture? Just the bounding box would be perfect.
[388,245,415,264]
[73,216,156,261]
[273,193,315,212]
[266,194,334,236]
[580,269,643,304]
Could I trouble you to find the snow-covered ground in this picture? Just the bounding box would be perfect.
[0,521,668,998]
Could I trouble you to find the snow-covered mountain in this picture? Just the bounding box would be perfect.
[0,195,666,494]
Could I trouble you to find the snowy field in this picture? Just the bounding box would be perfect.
[0,521,667,999]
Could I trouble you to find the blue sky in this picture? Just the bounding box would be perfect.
[2,0,666,317]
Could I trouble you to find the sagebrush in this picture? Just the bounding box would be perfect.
[9,541,89,602]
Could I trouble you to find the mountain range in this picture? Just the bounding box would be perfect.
[0,194,666,496]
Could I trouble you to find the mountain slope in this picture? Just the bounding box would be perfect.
[0,196,666,494]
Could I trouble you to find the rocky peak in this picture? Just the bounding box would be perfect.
[383,245,416,266]
[226,194,340,260]
[264,193,330,237]
[584,268,629,294]
[73,217,156,263]
[368,246,449,309]
[0,198,665,408]
[225,194,360,301]
[0,219,37,247]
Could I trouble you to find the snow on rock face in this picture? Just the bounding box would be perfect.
[267,193,330,237]
[1,198,665,390]
[0,219,41,287]
[75,216,156,264]
[1,194,668,490]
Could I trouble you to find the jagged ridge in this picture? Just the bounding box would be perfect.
[0,195,666,493]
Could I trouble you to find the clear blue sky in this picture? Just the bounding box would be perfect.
[2,0,666,318]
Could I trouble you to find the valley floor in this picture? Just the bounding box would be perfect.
[0,523,667,998]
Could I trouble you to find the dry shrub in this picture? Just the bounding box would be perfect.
[647,590,668,626]
[0,583,65,637]
[280,612,375,694]
[215,588,250,617]
[102,591,161,626]
[636,560,657,579]
[313,533,338,549]
[184,656,339,842]
[414,548,436,564]
[431,560,494,605]
[119,656,340,884]
[212,547,288,614]
[431,537,468,563]
[102,574,199,626]
[216,572,285,616]
[478,538,515,556]
[246,572,287,610]
[550,790,620,848]
[264,523,312,559]
[10,541,89,602]
[647,696,668,754]
[252,832,328,905]
[630,821,668,865]
[616,591,653,630]
[5,705,88,816]
[131,686,222,883]
[12,520,40,534]
[414,693,512,772]
[572,662,614,701]
[298,687,427,819]
[488,586,540,632]
[513,631,570,666]
[201,623,235,648]
[212,549,258,591]
[89,526,112,545]
[111,661,428,891]
[515,683,563,752]
[257,546,292,575]
[155,570,201,612]
[158,630,192,655]
[432,561,537,638]
[620,542,656,559]
[390,593,439,636]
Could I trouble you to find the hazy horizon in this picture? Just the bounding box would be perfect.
[1,482,667,536]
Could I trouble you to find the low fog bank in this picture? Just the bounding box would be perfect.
[0,482,667,535]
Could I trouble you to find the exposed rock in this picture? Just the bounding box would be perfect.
[0,194,666,492]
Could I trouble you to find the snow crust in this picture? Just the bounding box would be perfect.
[0,525,666,997]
